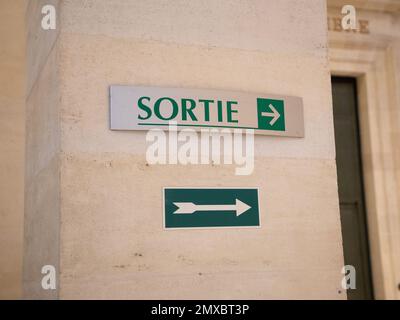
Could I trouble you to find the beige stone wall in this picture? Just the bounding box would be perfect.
[56,0,345,299]
[14,0,400,300]
[328,0,400,299]
[0,0,27,300]
[23,0,61,299]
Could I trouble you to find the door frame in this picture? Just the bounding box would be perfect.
[329,25,400,299]
[331,76,375,299]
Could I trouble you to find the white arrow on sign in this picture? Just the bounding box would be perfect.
[262,104,280,126]
[173,199,251,217]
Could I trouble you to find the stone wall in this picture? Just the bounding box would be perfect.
[23,0,61,299]
[0,0,27,299]
[56,0,345,299]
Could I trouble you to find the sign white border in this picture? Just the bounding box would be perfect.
[162,187,262,230]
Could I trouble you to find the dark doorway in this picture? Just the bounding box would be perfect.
[331,77,374,300]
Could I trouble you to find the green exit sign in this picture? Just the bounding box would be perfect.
[110,85,304,137]
[163,188,260,229]
[257,98,285,131]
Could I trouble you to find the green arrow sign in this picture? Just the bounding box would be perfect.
[257,98,285,131]
[163,188,260,229]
